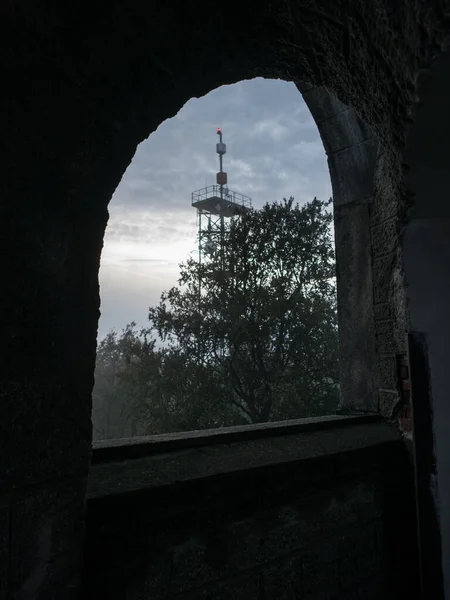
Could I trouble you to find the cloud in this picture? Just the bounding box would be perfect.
[98,77,332,338]
[249,117,290,142]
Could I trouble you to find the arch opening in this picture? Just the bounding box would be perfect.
[93,78,343,440]
[1,10,389,490]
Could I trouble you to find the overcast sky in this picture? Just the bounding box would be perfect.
[98,78,332,340]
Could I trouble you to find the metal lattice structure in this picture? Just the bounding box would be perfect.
[191,129,252,281]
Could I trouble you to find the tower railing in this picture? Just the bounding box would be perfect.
[191,185,252,209]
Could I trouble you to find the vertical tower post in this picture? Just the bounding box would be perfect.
[216,128,227,274]
[197,208,202,318]
[191,129,252,361]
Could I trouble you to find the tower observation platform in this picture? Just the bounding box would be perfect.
[192,127,252,269]
[191,184,252,217]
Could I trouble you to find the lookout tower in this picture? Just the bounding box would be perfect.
[191,128,252,273]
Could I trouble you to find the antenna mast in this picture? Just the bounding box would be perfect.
[190,129,252,356]
[216,127,227,271]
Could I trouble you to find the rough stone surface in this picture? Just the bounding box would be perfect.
[375,321,396,355]
[0,380,93,491]
[9,476,87,600]
[87,419,395,500]
[373,303,391,322]
[319,108,374,156]
[0,502,9,600]
[377,355,398,391]
[371,218,399,258]
[302,87,348,125]
[82,422,419,599]
[372,253,397,305]
[92,415,376,463]
[328,139,379,206]
[370,150,405,226]
[378,390,400,419]
[334,202,377,412]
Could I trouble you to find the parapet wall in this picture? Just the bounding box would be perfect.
[82,416,419,600]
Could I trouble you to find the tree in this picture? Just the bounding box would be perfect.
[92,324,243,438]
[149,197,339,424]
[129,347,244,433]
[92,323,161,439]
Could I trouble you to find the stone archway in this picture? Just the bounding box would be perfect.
[1,1,448,597]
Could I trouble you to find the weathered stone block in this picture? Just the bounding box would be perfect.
[318,107,374,155]
[9,476,87,600]
[393,320,408,354]
[375,321,396,354]
[370,151,402,225]
[374,302,391,321]
[372,253,397,305]
[377,355,397,390]
[302,86,348,124]
[371,218,398,257]
[296,81,314,94]
[334,202,377,411]
[370,194,399,226]
[378,390,399,418]
[328,138,378,206]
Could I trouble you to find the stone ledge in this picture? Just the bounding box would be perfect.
[92,414,379,464]
[88,417,399,501]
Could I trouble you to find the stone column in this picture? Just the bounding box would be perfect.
[300,84,379,413]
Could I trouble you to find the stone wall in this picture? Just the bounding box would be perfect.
[300,82,415,428]
[402,51,450,597]
[300,84,380,415]
[82,417,419,599]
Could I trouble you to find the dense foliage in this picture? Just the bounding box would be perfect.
[92,197,339,439]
